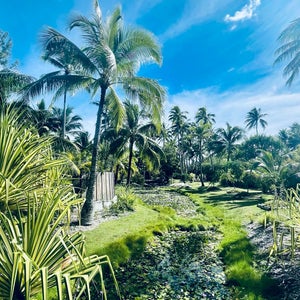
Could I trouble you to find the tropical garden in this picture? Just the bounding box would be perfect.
[1,1,300,299]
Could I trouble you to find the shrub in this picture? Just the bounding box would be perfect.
[109,187,139,214]
[202,164,224,184]
[131,173,145,186]
[241,171,261,190]
[260,175,275,193]
[219,171,235,187]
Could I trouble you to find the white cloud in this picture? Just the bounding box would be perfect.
[166,72,300,136]
[224,0,261,23]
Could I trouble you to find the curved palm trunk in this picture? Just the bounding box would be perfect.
[81,87,106,225]
[126,138,134,186]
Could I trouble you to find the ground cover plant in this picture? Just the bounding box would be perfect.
[182,186,281,299]
[84,187,231,299]
[115,230,230,300]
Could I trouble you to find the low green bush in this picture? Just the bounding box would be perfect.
[109,186,139,214]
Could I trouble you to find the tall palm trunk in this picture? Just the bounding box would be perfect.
[114,164,120,184]
[81,87,106,225]
[126,138,134,186]
[199,141,205,186]
[62,85,67,139]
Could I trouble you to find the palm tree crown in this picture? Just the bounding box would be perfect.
[245,107,268,135]
[195,107,215,125]
[216,123,244,161]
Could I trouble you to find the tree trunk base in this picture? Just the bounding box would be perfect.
[80,202,94,226]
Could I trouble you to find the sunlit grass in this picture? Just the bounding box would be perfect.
[84,204,173,266]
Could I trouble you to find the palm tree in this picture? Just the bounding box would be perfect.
[191,122,213,186]
[168,106,189,175]
[24,1,165,224]
[284,123,300,150]
[216,123,244,161]
[195,107,215,125]
[168,106,188,141]
[256,150,285,189]
[74,130,92,152]
[245,107,268,135]
[30,99,60,136]
[0,30,12,68]
[274,17,300,86]
[105,100,163,186]
[51,106,83,139]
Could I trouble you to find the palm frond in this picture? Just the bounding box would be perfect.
[123,76,165,129]
[40,27,96,75]
[106,88,125,130]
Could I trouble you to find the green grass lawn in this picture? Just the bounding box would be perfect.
[84,204,175,266]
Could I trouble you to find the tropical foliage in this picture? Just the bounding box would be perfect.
[275,17,300,86]
[0,107,120,299]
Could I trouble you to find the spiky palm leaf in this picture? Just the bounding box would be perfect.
[0,107,120,299]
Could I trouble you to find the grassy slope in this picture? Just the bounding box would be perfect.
[84,204,175,266]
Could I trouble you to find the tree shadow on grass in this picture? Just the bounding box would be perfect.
[203,191,265,210]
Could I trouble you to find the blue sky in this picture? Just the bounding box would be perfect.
[1,0,300,135]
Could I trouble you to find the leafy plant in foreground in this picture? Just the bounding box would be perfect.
[0,180,120,299]
[0,107,120,299]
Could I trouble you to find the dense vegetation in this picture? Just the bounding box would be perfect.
[1,0,300,299]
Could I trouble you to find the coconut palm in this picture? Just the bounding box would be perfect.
[0,31,33,103]
[191,121,213,186]
[105,100,163,186]
[24,1,165,224]
[168,106,189,175]
[216,123,244,161]
[282,123,300,150]
[0,30,12,67]
[168,106,188,142]
[274,17,300,86]
[51,106,83,139]
[245,107,268,135]
[30,99,56,136]
[195,107,215,126]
